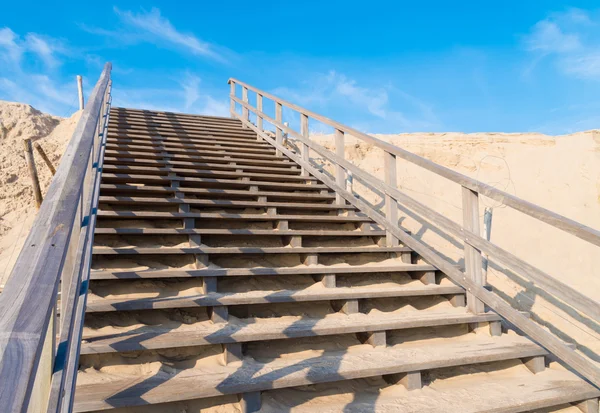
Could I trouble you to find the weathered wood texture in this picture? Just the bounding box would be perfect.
[229,89,600,388]
[0,63,112,413]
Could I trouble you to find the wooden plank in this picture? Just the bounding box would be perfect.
[234,108,600,387]
[300,113,309,176]
[99,184,335,200]
[74,335,544,411]
[80,311,503,355]
[93,228,385,237]
[100,173,327,191]
[384,151,398,247]
[97,211,372,223]
[462,186,484,314]
[106,136,277,155]
[92,245,414,254]
[0,62,112,412]
[101,164,317,182]
[89,263,425,280]
[109,132,271,149]
[229,79,600,247]
[112,107,242,123]
[85,283,465,312]
[98,196,356,210]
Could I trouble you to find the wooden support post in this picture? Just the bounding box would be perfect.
[418,271,436,285]
[203,277,218,294]
[482,207,493,283]
[33,142,56,175]
[523,355,546,374]
[229,81,236,117]
[384,151,399,246]
[333,299,359,314]
[449,294,466,308]
[275,102,283,156]
[384,371,422,390]
[276,220,289,231]
[401,251,412,264]
[189,234,202,248]
[242,86,249,127]
[256,93,263,135]
[222,342,243,365]
[304,254,318,266]
[23,138,43,209]
[462,186,485,314]
[357,331,386,347]
[313,274,336,288]
[489,320,502,336]
[574,399,599,413]
[300,113,309,176]
[77,75,84,110]
[288,235,302,247]
[266,207,277,216]
[238,391,261,413]
[335,129,346,205]
[210,306,228,323]
[195,254,209,268]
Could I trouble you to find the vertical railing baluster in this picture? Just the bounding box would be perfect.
[256,93,263,140]
[335,129,345,204]
[275,102,283,156]
[300,113,309,176]
[384,151,399,246]
[241,86,249,128]
[462,186,485,314]
[229,81,235,118]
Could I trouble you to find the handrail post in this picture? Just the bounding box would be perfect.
[229,81,236,118]
[241,86,249,128]
[462,186,485,313]
[335,129,346,204]
[300,113,309,176]
[384,151,399,246]
[256,93,263,139]
[275,102,283,156]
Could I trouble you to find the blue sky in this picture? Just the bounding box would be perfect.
[1,1,600,134]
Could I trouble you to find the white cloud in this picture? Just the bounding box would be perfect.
[0,28,24,66]
[25,34,61,68]
[103,7,227,62]
[523,9,600,80]
[271,71,439,132]
[180,73,201,110]
[524,20,581,53]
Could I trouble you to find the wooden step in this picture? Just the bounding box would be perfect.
[107,136,277,155]
[92,245,414,254]
[94,229,385,237]
[105,142,285,161]
[99,185,334,201]
[97,211,371,223]
[100,174,328,192]
[74,333,543,411]
[85,283,465,312]
[109,117,252,135]
[111,107,242,124]
[259,368,600,413]
[108,126,257,142]
[104,150,296,168]
[102,164,318,182]
[80,310,502,354]
[98,196,356,211]
[108,133,271,150]
[103,157,304,175]
[89,264,426,280]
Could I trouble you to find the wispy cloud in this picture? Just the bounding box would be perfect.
[83,7,230,63]
[523,8,600,80]
[0,28,24,67]
[272,71,440,132]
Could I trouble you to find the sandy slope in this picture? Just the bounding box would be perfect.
[0,100,80,285]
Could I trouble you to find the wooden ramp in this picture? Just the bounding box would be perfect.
[72,107,599,412]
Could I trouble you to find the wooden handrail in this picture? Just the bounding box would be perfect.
[230,94,600,322]
[228,84,600,388]
[0,63,112,412]
[228,78,600,248]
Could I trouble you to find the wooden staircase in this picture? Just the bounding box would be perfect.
[72,107,599,412]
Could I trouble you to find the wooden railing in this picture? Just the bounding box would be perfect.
[228,78,600,388]
[0,63,112,412]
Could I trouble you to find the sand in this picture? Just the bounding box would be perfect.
[0,100,81,285]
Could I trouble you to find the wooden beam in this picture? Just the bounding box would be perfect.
[462,186,484,314]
